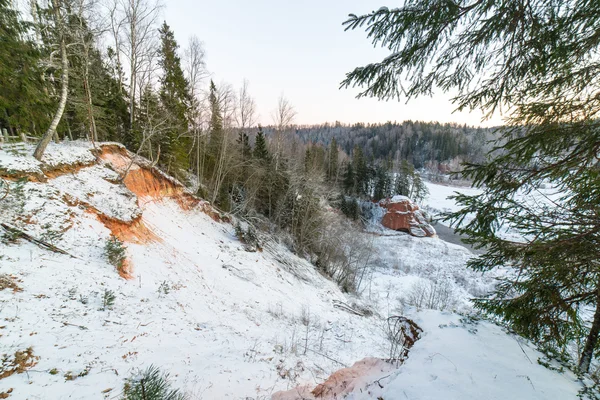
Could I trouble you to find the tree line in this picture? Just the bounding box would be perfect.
[284,120,498,171]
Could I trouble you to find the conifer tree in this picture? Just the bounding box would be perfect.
[253,126,269,161]
[352,146,368,197]
[237,131,252,161]
[158,21,192,172]
[327,138,339,182]
[344,0,600,372]
[410,171,428,204]
[394,160,413,197]
[0,0,50,138]
[373,165,391,201]
[342,162,355,195]
[204,80,223,179]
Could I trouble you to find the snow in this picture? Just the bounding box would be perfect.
[422,180,565,243]
[389,195,411,203]
[0,141,96,177]
[0,143,588,399]
[345,310,582,400]
[423,181,483,224]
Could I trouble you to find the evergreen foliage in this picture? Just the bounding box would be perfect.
[253,126,269,161]
[123,365,186,400]
[157,21,192,172]
[0,0,50,137]
[102,289,116,310]
[204,80,223,180]
[105,235,126,270]
[294,121,493,170]
[237,131,251,160]
[326,138,339,181]
[344,0,600,372]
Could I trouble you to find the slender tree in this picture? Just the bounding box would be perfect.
[33,0,69,160]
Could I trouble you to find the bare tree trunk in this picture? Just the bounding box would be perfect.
[211,129,229,203]
[66,119,73,141]
[83,73,97,144]
[34,0,68,161]
[127,0,138,135]
[579,283,600,373]
[3,110,14,137]
[77,3,98,145]
[108,0,125,93]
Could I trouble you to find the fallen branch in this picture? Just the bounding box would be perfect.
[332,300,364,316]
[0,223,77,258]
[62,321,88,330]
[0,178,9,201]
[373,374,391,389]
[305,347,348,368]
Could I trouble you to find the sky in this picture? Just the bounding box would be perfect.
[165,0,504,127]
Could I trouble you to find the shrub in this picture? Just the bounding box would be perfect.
[234,223,260,252]
[403,278,457,311]
[157,281,170,296]
[102,289,116,310]
[105,235,126,271]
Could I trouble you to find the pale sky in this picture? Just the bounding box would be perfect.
[165,0,503,127]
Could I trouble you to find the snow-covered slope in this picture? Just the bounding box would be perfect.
[0,142,586,399]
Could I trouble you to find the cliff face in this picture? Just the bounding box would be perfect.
[379,196,436,237]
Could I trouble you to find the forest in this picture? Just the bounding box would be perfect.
[0,0,479,252]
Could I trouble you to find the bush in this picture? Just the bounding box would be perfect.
[403,278,457,311]
[122,365,186,400]
[105,235,126,271]
[102,289,116,310]
[234,222,260,252]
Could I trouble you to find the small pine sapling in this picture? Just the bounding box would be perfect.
[102,289,116,310]
[105,235,127,272]
[122,365,186,400]
[157,281,170,297]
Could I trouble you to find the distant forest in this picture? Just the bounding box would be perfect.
[266,121,499,172]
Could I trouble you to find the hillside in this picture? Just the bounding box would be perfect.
[0,142,586,399]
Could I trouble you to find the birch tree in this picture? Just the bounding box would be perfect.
[33,0,69,160]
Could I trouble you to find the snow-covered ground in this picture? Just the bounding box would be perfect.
[423,181,482,225]
[0,143,588,399]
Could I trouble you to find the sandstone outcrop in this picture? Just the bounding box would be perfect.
[380,196,436,237]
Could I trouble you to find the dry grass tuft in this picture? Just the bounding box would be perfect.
[0,347,39,380]
[0,274,22,293]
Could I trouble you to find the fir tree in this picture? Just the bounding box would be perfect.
[410,171,428,204]
[342,162,355,195]
[237,131,252,161]
[344,0,600,372]
[158,21,192,172]
[327,138,339,182]
[253,126,269,161]
[204,80,223,180]
[373,165,391,201]
[0,0,50,138]
[394,160,413,197]
[352,146,368,197]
